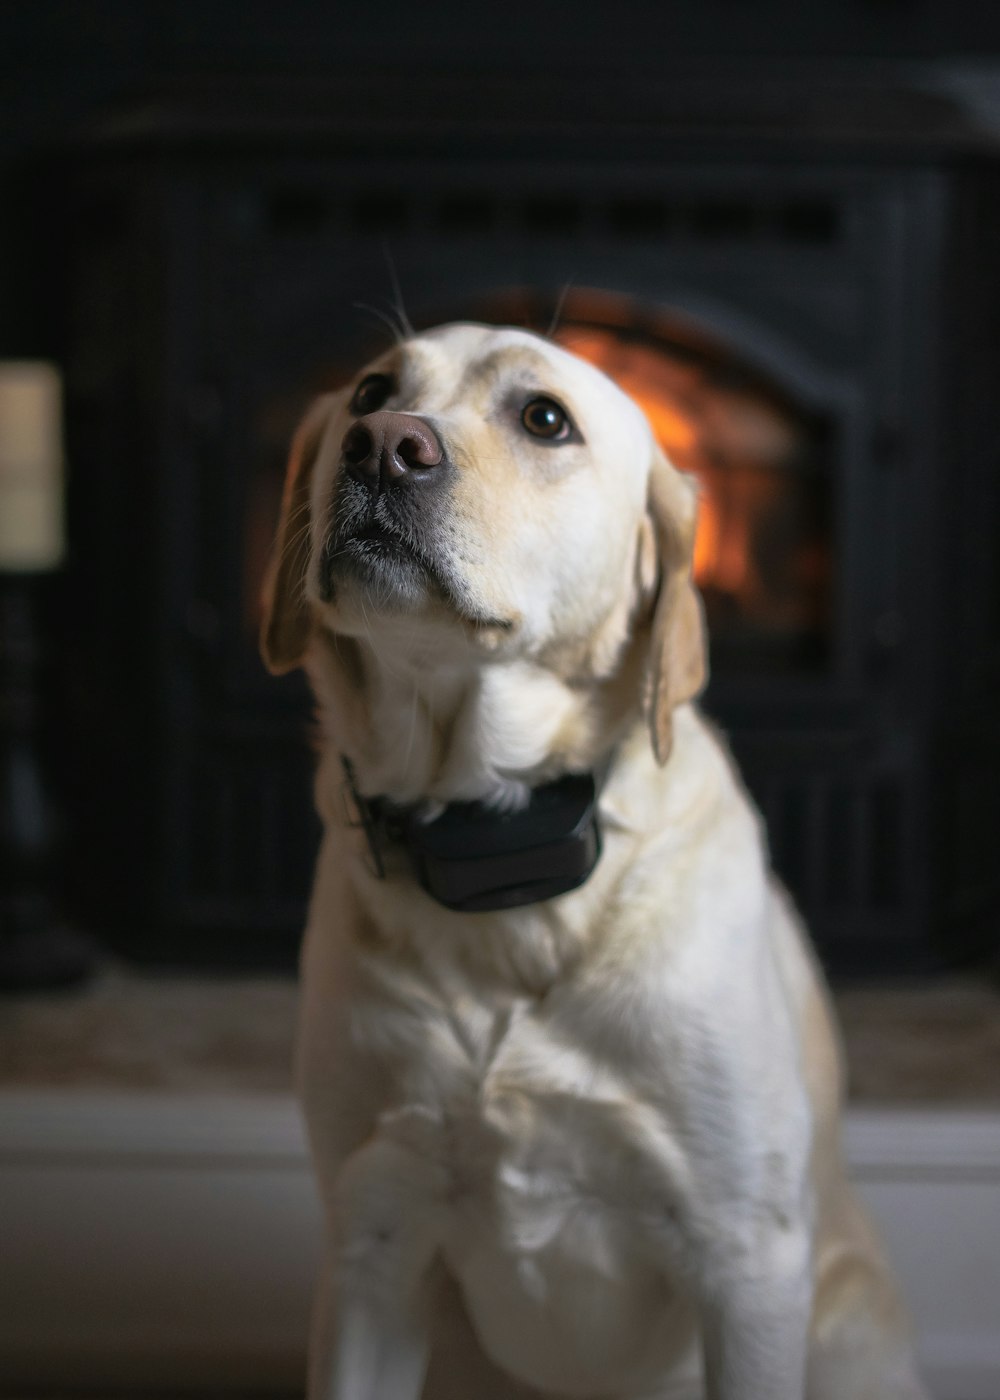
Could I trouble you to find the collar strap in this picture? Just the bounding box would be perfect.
[340,756,610,913]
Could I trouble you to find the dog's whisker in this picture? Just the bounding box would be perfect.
[546,279,576,340]
[403,682,420,779]
[279,517,314,572]
[353,300,407,347]
[382,244,415,341]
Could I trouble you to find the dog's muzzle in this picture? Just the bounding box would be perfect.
[321,410,457,606]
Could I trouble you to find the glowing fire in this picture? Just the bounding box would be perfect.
[555,325,826,636]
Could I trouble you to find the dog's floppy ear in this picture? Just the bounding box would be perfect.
[260,394,335,675]
[643,445,708,765]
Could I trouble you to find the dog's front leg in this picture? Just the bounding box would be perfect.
[311,1122,446,1400]
[689,1220,812,1394]
[698,1228,812,1400]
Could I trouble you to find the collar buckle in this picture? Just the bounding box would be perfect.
[340,756,385,880]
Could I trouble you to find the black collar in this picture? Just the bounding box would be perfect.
[341,756,610,913]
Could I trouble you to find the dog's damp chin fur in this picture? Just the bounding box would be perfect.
[321,519,518,649]
[323,529,437,610]
[319,545,517,662]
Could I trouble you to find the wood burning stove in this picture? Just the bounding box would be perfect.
[52,74,1000,972]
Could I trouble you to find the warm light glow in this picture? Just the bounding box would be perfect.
[555,324,826,636]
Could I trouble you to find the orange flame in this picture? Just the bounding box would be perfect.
[554,325,821,632]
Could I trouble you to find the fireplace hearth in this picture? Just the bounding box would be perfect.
[48,71,1000,973]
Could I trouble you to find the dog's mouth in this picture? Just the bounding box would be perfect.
[322,480,472,614]
[321,489,514,634]
[341,520,429,569]
[323,512,442,598]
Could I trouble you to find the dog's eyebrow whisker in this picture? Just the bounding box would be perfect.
[382,244,415,341]
[353,300,407,347]
[546,279,576,340]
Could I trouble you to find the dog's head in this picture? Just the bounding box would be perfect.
[261,323,705,765]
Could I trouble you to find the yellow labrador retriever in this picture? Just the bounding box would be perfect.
[261,324,928,1400]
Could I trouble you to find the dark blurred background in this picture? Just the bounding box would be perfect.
[2,0,1000,977]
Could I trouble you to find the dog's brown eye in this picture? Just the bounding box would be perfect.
[350,373,394,416]
[521,397,572,441]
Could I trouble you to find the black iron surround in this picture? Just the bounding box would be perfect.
[52,71,1000,972]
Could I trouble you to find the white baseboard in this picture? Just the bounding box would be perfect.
[845,1109,1000,1400]
[2,1092,999,1398]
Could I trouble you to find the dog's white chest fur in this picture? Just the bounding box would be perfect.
[364,976,696,1396]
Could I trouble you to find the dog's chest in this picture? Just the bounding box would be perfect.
[377,986,693,1393]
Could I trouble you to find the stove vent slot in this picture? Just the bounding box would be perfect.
[608,198,669,237]
[519,195,584,235]
[607,196,839,244]
[266,189,331,236]
[436,194,496,234]
[777,200,839,243]
[691,201,760,239]
[351,192,411,234]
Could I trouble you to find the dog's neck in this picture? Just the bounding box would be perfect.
[307,617,649,816]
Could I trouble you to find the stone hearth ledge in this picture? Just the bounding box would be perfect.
[0,966,998,1103]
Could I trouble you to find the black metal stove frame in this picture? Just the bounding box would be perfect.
[52,75,1000,972]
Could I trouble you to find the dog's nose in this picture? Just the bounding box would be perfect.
[341,411,444,492]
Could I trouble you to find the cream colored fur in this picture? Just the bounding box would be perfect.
[261,324,928,1400]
